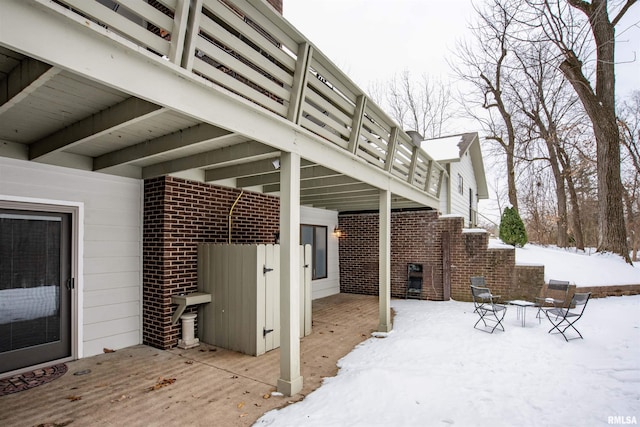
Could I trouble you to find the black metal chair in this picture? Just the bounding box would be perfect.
[470,277,501,312]
[470,284,507,333]
[535,279,570,323]
[545,292,591,341]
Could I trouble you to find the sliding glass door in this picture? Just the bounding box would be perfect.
[0,210,72,373]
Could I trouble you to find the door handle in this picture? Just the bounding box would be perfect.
[66,277,75,290]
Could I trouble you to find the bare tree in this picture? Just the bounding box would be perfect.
[452,0,523,211]
[619,91,640,260]
[510,41,588,248]
[368,71,454,139]
[523,0,635,262]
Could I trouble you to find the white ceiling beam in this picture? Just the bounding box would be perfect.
[309,198,423,212]
[301,182,374,196]
[29,97,165,160]
[142,141,278,178]
[0,57,61,115]
[93,123,232,170]
[236,164,340,188]
[301,189,380,204]
[262,175,360,193]
[204,157,281,182]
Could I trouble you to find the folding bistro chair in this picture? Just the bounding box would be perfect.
[545,292,591,341]
[535,279,570,323]
[470,284,507,333]
[470,276,499,313]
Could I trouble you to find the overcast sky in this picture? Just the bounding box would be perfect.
[283,1,640,103]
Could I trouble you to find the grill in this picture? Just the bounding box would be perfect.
[405,263,423,299]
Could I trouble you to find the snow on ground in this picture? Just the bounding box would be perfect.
[257,296,640,427]
[497,240,640,287]
[256,247,640,427]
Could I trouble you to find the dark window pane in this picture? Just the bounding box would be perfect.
[0,214,62,352]
[314,227,327,278]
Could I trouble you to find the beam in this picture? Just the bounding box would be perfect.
[204,157,280,181]
[29,97,165,160]
[383,127,399,172]
[378,189,392,333]
[347,95,367,154]
[236,164,340,188]
[142,141,278,178]
[0,57,60,115]
[262,175,359,193]
[94,123,232,170]
[278,151,303,396]
[301,189,380,204]
[301,182,373,196]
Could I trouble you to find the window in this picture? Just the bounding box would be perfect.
[458,174,464,195]
[300,225,327,280]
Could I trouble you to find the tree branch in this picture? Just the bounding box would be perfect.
[612,0,637,26]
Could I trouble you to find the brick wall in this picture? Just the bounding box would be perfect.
[339,209,536,302]
[513,265,545,301]
[576,284,640,298]
[143,176,280,349]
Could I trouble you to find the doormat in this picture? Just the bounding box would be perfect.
[0,364,68,396]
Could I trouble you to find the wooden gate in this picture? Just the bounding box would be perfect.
[197,244,311,356]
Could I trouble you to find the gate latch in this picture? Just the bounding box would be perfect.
[263,265,274,274]
[263,327,274,337]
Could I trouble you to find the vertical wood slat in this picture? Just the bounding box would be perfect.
[287,43,312,123]
[408,146,419,184]
[181,0,203,70]
[269,245,282,349]
[348,95,367,154]
[168,0,190,64]
[255,244,266,355]
[384,127,399,172]
[263,244,275,352]
[217,245,229,348]
[423,160,433,192]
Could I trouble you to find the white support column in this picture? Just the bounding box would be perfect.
[378,189,392,332]
[277,151,303,396]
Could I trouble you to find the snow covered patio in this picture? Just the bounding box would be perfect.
[256,295,640,426]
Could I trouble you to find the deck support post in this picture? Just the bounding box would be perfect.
[277,151,303,396]
[378,189,393,332]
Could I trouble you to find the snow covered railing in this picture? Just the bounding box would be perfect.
[45,0,444,197]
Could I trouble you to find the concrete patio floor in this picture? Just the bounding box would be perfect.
[0,293,380,427]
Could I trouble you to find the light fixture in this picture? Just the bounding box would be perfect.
[271,159,280,169]
[333,226,343,238]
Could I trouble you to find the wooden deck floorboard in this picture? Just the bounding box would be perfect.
[0,293,379,427]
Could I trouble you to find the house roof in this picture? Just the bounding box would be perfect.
[420,133,489,199]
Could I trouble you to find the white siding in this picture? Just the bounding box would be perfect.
[449,152,478,226]
[439,174,449,215]
[300,206,340,299]
[0,157,142,359]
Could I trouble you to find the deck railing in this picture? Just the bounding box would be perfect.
[49,0,445,198]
